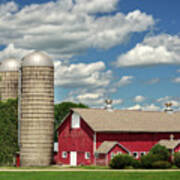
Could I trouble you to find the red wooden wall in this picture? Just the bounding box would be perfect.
[58,112,94,165]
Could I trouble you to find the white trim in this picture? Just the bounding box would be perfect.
[107,142,130,154]
[111,152,115,159]
[93,133,96,165]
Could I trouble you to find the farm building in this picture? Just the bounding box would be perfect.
[57,108,180,166]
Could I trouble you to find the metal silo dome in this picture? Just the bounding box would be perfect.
[22,51,53,67]
[0,58,20,72]
[0,58,19,101]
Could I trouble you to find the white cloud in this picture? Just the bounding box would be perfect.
[0,44,32,62]
[117,76,134,87]
[145,78,160,85]
[115,34,180,67]
[73,0,118,14]
[0,0,154,60]
[113,99,124,105]
[127,104,142,110]
[172,77,180,83]
[54,61,112,88]
[127,104,160,111]
[133,95,146,103]
[157,96,180,109]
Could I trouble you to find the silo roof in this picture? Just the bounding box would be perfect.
[22,51,54,67]
[0,58,20,72]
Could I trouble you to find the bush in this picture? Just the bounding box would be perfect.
[141,154,159,169]
[174,152,180,168]
[109,154,133,169]
[150,144,170,161]
[152,161,171,169]
[131,159,141,169]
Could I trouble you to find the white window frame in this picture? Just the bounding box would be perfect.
[71,112,80,128]
[62,151,67,158]
[85,152,90,159]
[140,152,146,157]
[132,152,138,159]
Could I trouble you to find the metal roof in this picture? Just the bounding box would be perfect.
[22,51,54,67]
[0,58,20,72]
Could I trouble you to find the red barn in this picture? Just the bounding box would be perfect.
[57,108,180,166]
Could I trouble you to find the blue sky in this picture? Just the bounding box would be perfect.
[0,0,180,110]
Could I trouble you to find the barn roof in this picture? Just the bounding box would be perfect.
[158,139,180,150]
[72,108,180,133]
[96,141,129,154]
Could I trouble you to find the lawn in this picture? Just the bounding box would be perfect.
[1,171,180,180]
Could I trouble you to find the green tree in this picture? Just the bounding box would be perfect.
[150,144,170,161]
[0,99,18,165]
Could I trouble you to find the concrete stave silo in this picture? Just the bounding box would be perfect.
[20,51,54,166]
[0,58,19,101]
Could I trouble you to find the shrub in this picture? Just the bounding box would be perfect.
[131,159,141,169]
[174,152,180,168]
[141,154,159,169]
[150,144,170,161]
[152,161,171,169]
[109,154,133,169]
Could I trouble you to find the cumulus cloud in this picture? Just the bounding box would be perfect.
[54,61,112,88]
[0,0,154,59]
[127,104,160,111]
[0,44,32,62]
[133,95,146,103]
[117,76,134,87]
[172,77,180,83]
[115,34,180,67]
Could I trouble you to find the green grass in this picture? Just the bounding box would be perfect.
[1,171,180,180]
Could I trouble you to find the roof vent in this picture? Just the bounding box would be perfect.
[105,99,113,112]
[164,102,173,114]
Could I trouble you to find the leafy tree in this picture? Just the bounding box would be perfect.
[0,99,18,165]
[150,144,170,161]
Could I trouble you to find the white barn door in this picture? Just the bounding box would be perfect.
[70,151,77,166]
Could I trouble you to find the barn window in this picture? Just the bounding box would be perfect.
[133,152,138,159]
[85,152,90,159]
[140,152,146,157]
[71,112,80,128]
[62,151,67,158]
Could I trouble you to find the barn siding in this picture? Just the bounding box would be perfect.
[58,112,94,165]
[97,132,180,153]
[175,144,180,152]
